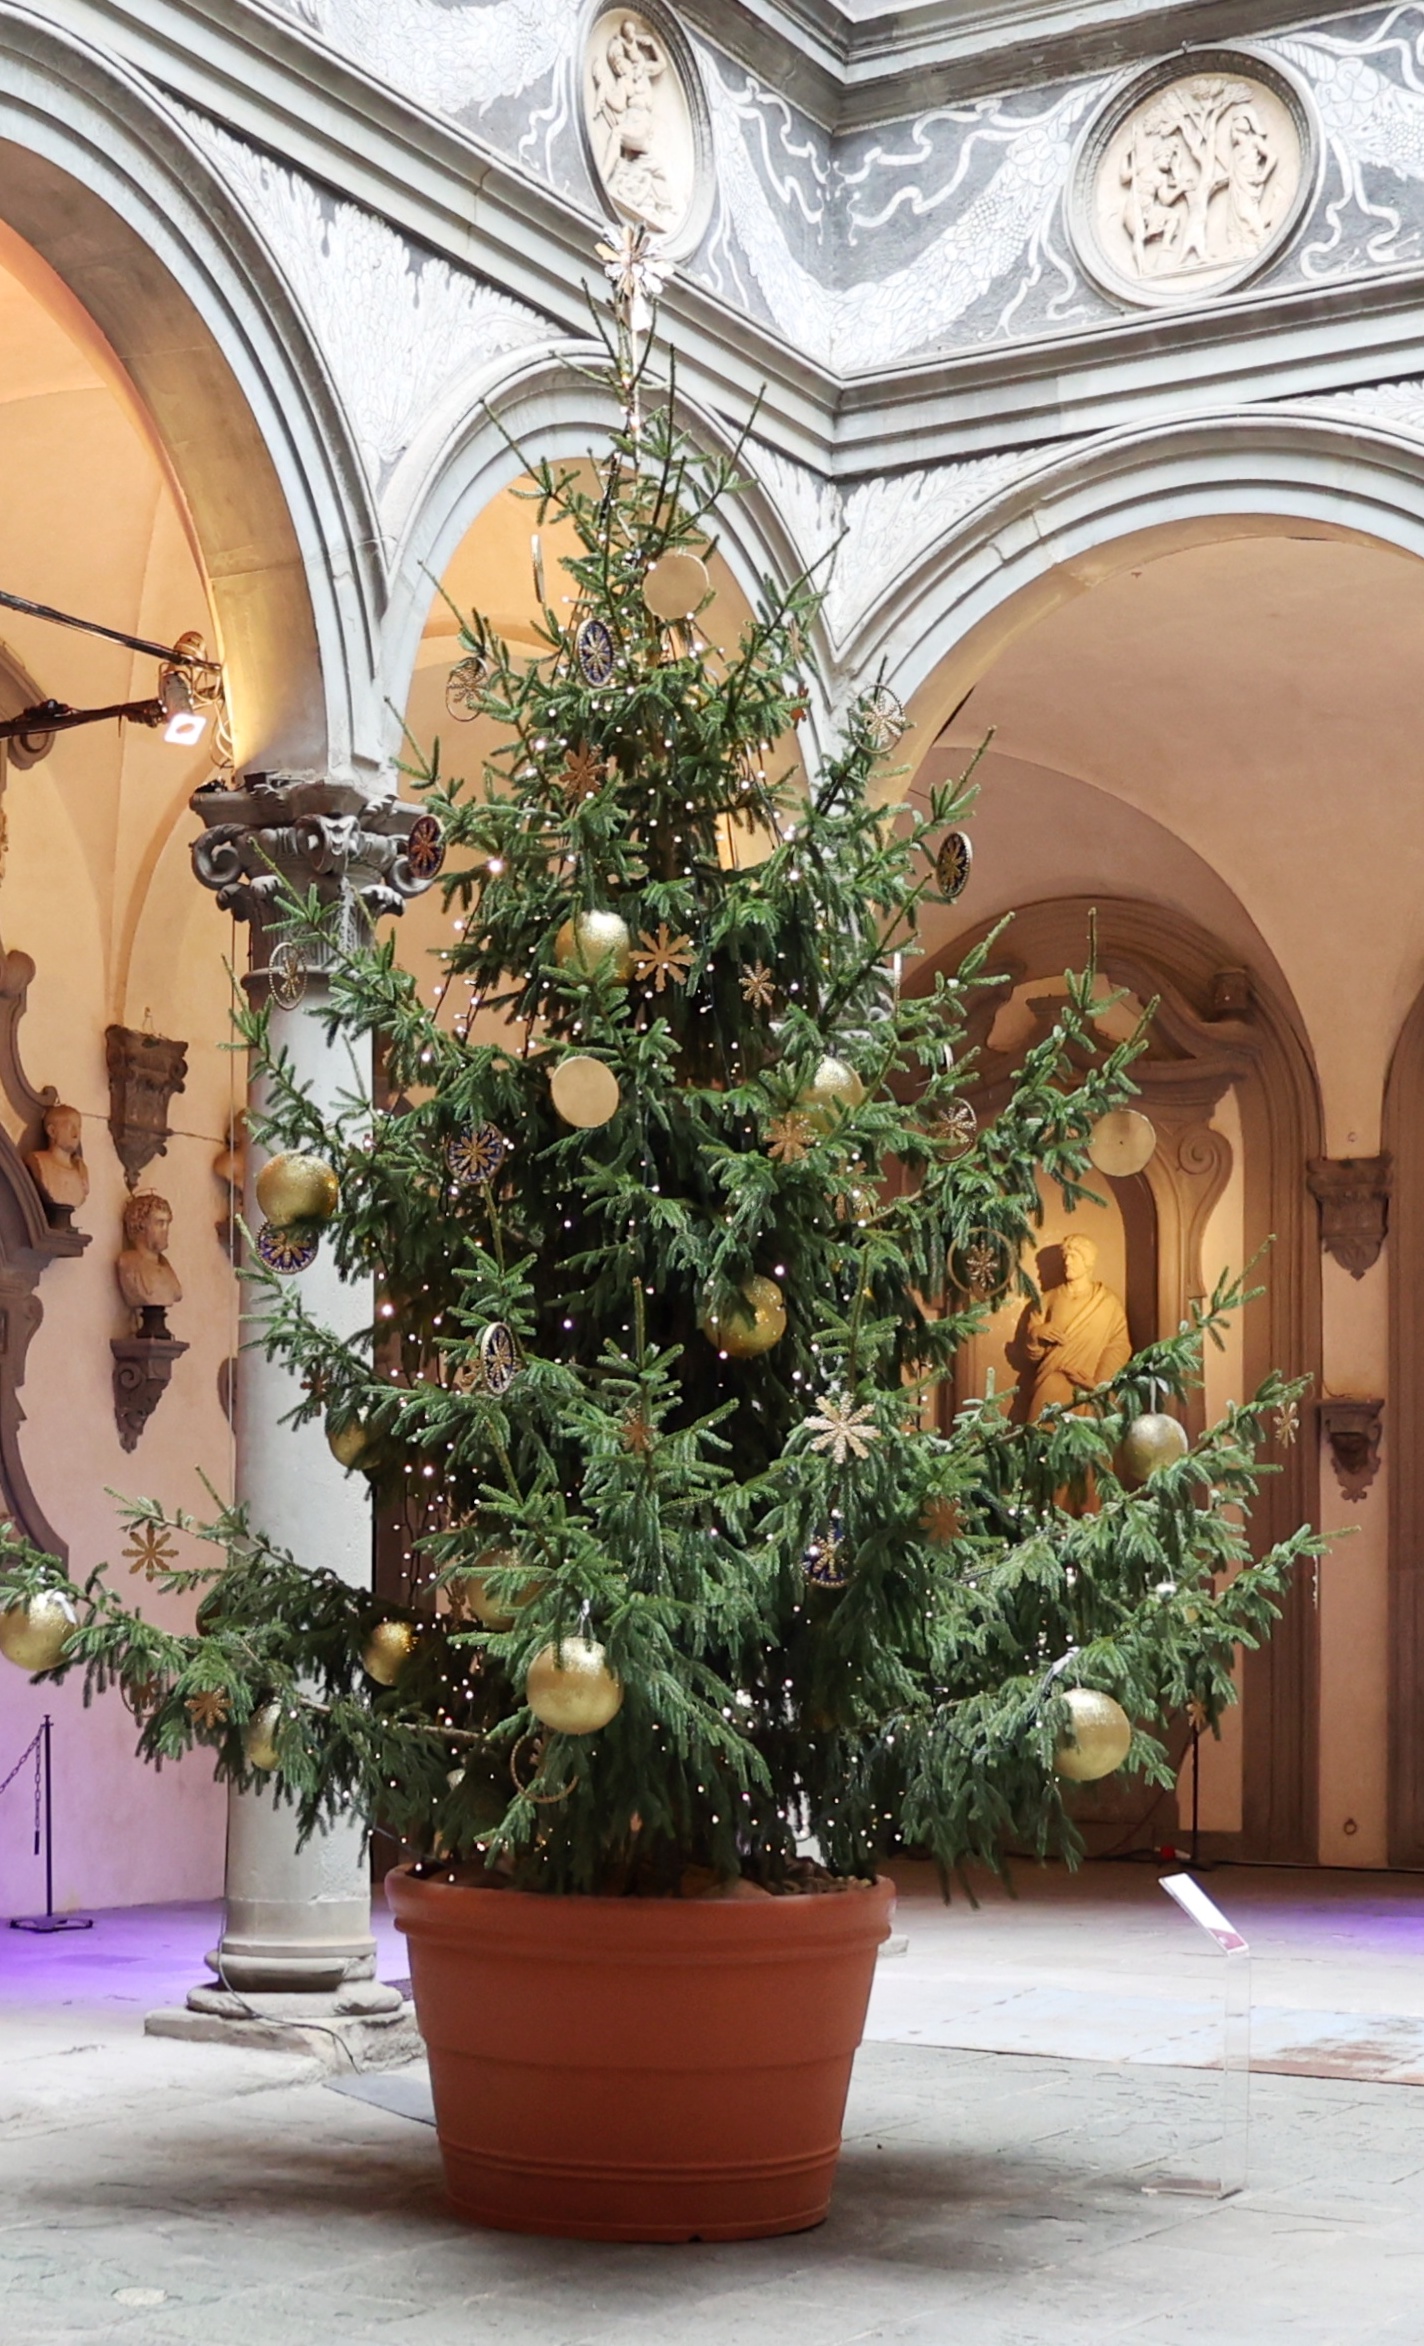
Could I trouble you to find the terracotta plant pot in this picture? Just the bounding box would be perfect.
[387,1865,896,2241]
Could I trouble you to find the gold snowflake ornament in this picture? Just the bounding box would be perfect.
[634,923,694,992]
[1275,1401,1300,1449]
[124,1521,178,1582]
[766,1111,816,1165]
[805,1393,881,1465]
[919,1495,961,1546]
[185,1689,231,1732]
[562,741,610,808]
[931,1100,978,1155]
[741,962,776,1011]
[620,1408,656,1456]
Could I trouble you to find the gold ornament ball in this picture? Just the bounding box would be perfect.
[1054,1687,1133,1783]
[0,1588,77,1674]
[700,1274,787,1359]
[326,1416,374,1471]
[550,1055,621,1130]
[243,1701,283,1773]
[361,1619,418,1686]
[1087,1109,1157,1179]
[554,910,633,981]
[465,1550,543,1631]
[1121,1412,1190,1484]
[799,1055,866,1129]
[526,1637,624,1735]
[255,1151,341,1228]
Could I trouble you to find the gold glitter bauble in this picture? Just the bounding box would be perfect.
[465,1550,543,1631]
[0,1589,76,1673]
[1120,1412,1190,1484]
[700,1274,786,1358]
[361,1619,418,1686]
[642,550,710,623]
[254,1152,340,1228]
[326,1417,374,1471]
[799,1055,866,1129]
[525,1638,623,1735]
[243,1701,282,1773]
[554,910,633,981]
[550,1055,621,1129]
[1054,1687,1133,1783]
[1087,1110,1156,1178]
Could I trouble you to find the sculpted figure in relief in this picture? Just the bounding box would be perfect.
[1011,1235,1132,1421]
[589,15,678,230]
[25,1103,89,1223]
[1111,76,1289,286]
[117,1191,182,1329]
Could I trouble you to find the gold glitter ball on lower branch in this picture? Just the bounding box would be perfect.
[525,1638,623,1735]
[1053,1688,1133,1783]
[0,1589,76,1673]
[361,1619,418,1686]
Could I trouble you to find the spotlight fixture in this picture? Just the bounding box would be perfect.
[0,590,228,757]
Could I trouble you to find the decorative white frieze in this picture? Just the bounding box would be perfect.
[177,109,554,486]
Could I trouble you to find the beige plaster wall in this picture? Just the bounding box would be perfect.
[0,257,233,1918]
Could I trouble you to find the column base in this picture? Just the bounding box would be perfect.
[146,1979,421,2072]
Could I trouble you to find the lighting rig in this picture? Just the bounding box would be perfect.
[0,586,227,757]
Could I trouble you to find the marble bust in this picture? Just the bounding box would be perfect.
[1011,1235,1132,1421]
[25,1103,89,1225]
[584,11,697,240]
[117,1191,182,1331]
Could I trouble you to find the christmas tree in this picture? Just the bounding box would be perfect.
[0,233,1321,1896]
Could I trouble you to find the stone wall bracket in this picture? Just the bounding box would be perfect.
[106,1026,189,1191]
[1306,1154,1391,1278]
[111,1323,189,1453]
[1318,1396,1384,1504]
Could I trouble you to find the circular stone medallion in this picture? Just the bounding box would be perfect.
[1075,58,1312,308]
[583,10,705,249]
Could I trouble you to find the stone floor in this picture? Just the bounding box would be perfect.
[4,1865,1424,2342]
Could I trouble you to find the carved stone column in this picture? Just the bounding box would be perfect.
[149,774,436,2062]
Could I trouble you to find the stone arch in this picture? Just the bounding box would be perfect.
[924,894,1324,1863]
[0,5,381,777]
[1383,984,1424,1863]
[380,347,819,754]
[836,409,1424,771]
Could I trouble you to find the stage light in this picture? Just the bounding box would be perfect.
[159,664,208,746]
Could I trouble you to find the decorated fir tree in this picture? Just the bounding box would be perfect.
[0,236,1320,1898]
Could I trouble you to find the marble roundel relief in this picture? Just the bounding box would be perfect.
[583,9,702,246]
[1077,61,1312,307]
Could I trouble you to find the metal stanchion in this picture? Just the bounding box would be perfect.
[8,1714,92,1933]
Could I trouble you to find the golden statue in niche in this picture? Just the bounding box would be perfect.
[1011,1234,1132,1421]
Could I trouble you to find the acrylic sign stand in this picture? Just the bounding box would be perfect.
[1141,1872,1249,2198]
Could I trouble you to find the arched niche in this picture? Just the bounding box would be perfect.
[919,896,1323,1863]
[1383,985,1424,1863]
[0,12,380,777]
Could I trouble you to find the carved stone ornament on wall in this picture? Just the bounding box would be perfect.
[1306,1154,1390,1279]
[105,1027,189,1192]
[581,6,709,253]
[1318,1396,1384,1504]
[1073,54,1314,309]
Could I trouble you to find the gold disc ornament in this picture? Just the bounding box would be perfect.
[0,1588,77,1673]
[799,1055,866,1128]
[642,550,710,623]
[700,1273,787,1358]
[525,1637,624,1735]
[243,1701,283,1773]
[361,1619,418,1686]
[1088,1109,1157,1178]
[255,1152,340,1228]
[1054,1687,1133,1783]
[554,909,633,981]
[550,1055,621,1129]
[1120,1411,1190,1484]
